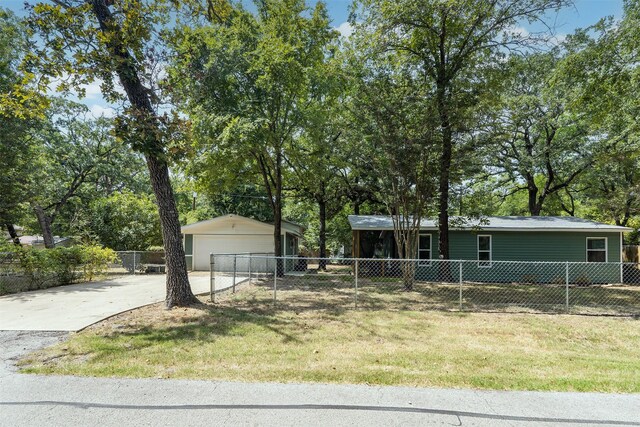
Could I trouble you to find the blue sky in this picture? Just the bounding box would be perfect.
[2,0,624,116]
[4,0,623,31]
[6,0,621,27]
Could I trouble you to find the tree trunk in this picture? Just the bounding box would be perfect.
[90,0,196,307]
[435,45,452,260]
[618,201,632,227]
[401,259,415,291]
[393,229,417,291]
[438,139,451,259]
[5,223,20,246]
[528,180,542,216]
[32,205,55,249]
[318,198,327,270]
[436,68,454,280]
[353,202,360,215]
[146,155,197,307]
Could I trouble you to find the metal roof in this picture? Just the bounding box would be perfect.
[347,215,633,232]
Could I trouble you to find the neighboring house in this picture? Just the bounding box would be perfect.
[22,235,74,248]
[181,214,303,271]
[349,215,633,283]
[2,225,23,235]
[4,233,73,248]
[4,225,75,248]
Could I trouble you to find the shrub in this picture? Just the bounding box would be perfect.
[0,244,118,293]
[81,245,117,281]
[47,246,85,285]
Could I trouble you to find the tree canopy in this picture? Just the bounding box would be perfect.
[2,0,640,284]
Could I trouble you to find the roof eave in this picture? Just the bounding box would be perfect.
[350,226,633,232]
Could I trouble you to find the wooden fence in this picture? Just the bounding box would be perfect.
[623,245,640,263]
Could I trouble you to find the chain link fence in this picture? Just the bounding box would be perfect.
[107,251,166,275]
[208,253,274,302]
[0,252,56,295]
[210,254,640,316]
[0,250,169,295]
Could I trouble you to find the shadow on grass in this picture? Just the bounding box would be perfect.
[98,303,311,351]
[235,277,640,316]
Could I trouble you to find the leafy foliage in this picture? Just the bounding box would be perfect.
[26,0,199,306]
[481,51,596,216]
[87,191,163,251]
[169,0,338,257]
[0,9,43,230]
[0,244,117,293]
[4,0,640,262]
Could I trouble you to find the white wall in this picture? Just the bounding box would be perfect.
[193,234,273,270]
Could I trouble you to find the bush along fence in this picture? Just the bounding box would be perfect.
[0,245,117,295]
[210,254,640,316]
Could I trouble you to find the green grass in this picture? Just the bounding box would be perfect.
[19,284,640,393]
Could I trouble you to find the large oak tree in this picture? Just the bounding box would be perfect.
[169,0,336,271]
[353,0,569,258]
[26,0,197,306]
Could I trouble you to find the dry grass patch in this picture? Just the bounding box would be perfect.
[19,287,640,393]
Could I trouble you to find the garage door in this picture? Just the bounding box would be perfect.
[193,235,273,270]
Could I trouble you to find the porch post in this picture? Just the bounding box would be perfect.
[458,261,463,311]
[232,254,237,293]
[565,262,569,313]
[273,256,277,305]
[214,253,216,303]
[354,259,359,309]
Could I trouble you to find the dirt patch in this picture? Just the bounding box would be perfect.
[87,298,212,336]
[0,330,69,375]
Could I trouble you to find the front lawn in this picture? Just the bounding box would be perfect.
[19,289,640,393]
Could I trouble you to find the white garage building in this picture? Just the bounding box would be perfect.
[181,214,303,271]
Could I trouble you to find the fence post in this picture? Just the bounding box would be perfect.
[132,251,136,275]
[459,261,463,311]
[273,256,277,305]
[248,254,252,286]
[232,254,237,293]
[210,253,215,303]
[565,261,569,313]
[354,259,359,309]
[620,261,624,284]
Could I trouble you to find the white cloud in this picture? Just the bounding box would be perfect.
[550,33,567,45]
[89,104,116,118]
[504,26,567,46]
[47,74,128,100]
[335,21,353,39]
[506,26,530,38]
[82,81,103,99]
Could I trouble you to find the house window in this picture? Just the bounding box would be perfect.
[418,234,432,266]
[586,237,607,262]
[478,235,492,267]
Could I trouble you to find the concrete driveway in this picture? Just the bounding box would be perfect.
[0,273,245,332]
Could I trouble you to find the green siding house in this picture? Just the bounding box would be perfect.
[349,215,632,284]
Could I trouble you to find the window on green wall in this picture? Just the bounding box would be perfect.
[587,237,607,262]
[418,234,431,266]
[478,235,492,267]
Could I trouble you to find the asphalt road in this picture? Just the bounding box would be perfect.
[1,331,639,427]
